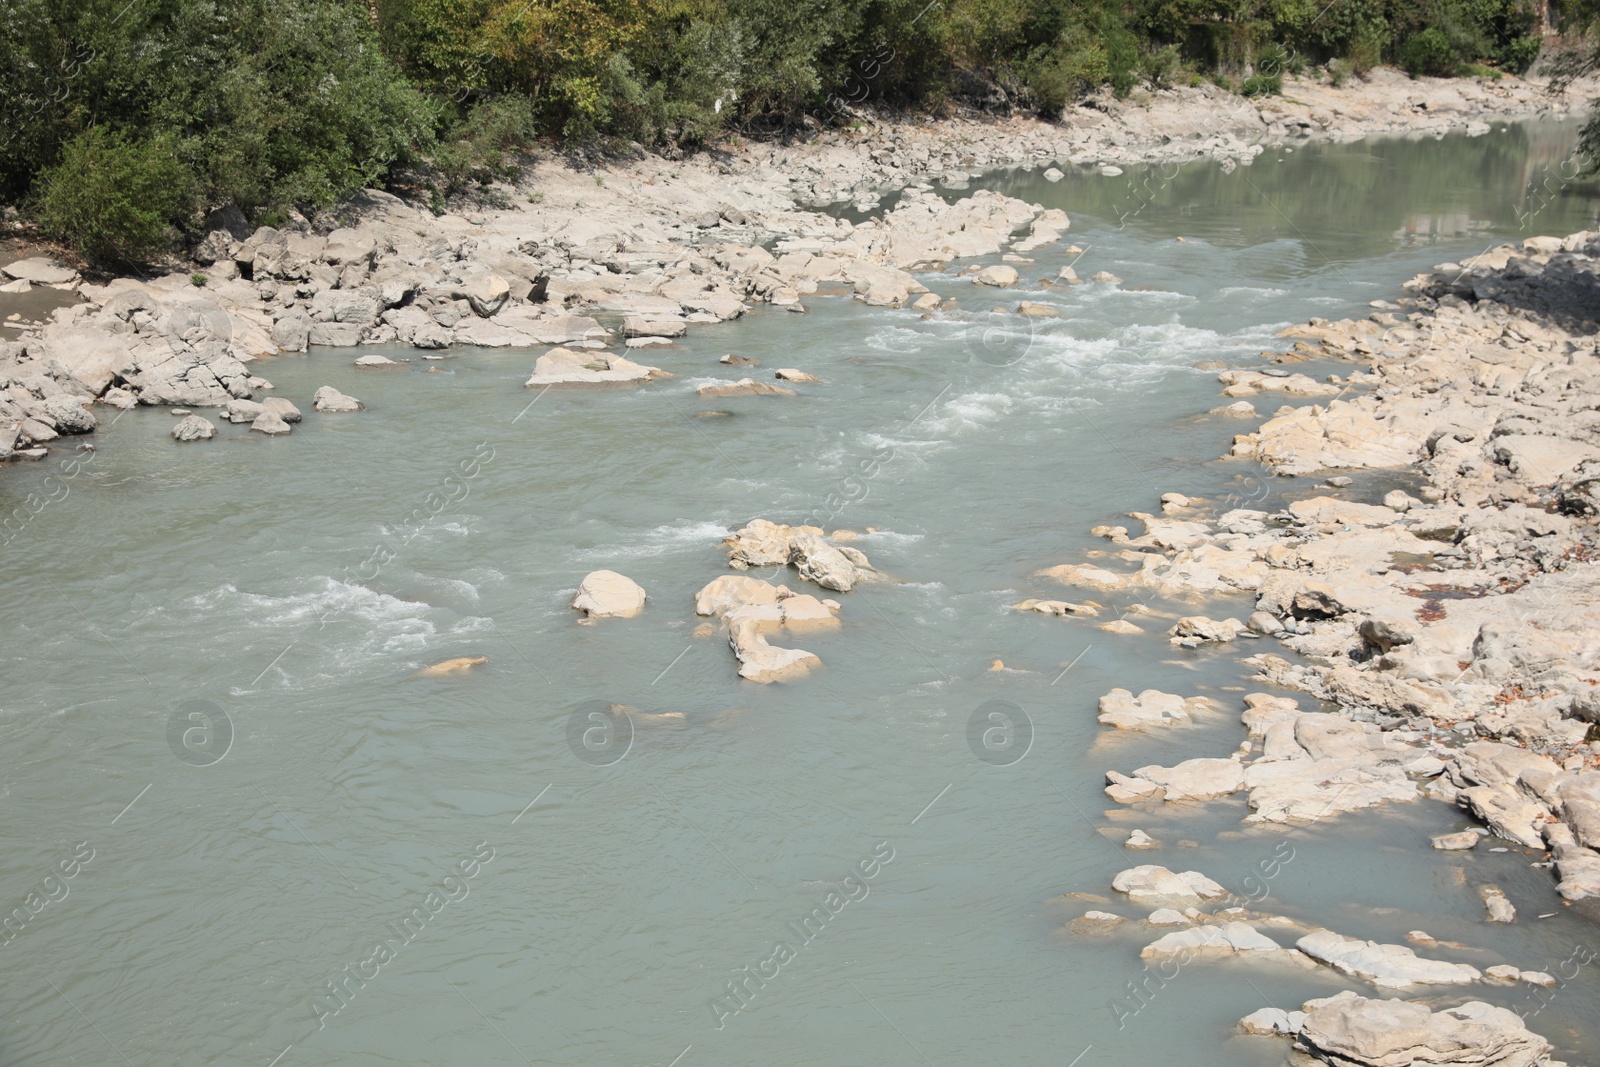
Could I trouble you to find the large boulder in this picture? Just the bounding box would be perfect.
[37,396,96,434]
[171,415,216,442]
[570,570,647,619]
[1097,689,1210,730]
[695,575,781,617]
[1294,991,1550,1067]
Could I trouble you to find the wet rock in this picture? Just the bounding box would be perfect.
[1091,271,1122,284]
[1479,885,1516,923]
[1431,830,1481,851]
[1126,829,1159,850]
[171,415,216,441]
[696,378,796,398]
[774,368,821,383]
[313,386,363,412]
[1012,598,1098,616]
[1296,930,1482,989]
[571,570,647,618]
[354,354,399,368]
[1171,616,1245,643]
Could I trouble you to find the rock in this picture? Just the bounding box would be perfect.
[1141,921,1284,959]
[1170,616,1244,643]
[1295,930,1482,989]
[973,265,1019,287]
[525,348,660,388]
[1479,886,1516,924]
[1111,865,1228,907]
[1295,991,1549,1067]
[1124,757,1245,801]
[1091,271,1122,284]
[570,570,647,619]
[1147,908,1187,925]
[456,273,511,317]
[1126,829,1159,850]
[354,354,399,368]
[1097,688,1210,730]
[170,415,216,442]
[695,575,782,617]
[1238,1007,1305,1036]
[789,532,860,592]
[38,396,96,434]
[1012,598,1099,616]
[774,368,821,383]
[1520,971,1556,987]
[221,399,264,423]
[697,378,796,398]
[415,655,488,677]
[250,411,291,435]
[2,257,76,285]
[261,397,301,423]
[313,386,363,412]
[1057,266,1081,284]
[1431,830,1481,851]
[1017,301,1059,318]
[272,310,311,352]
[720,353,758,366]
[1247,611,1286,635]
[912,293,941,310]
[728,611,821,684]
[1043,168,1064,182]
[1485,965,1522,982]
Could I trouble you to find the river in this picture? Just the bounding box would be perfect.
[3,118,1599,1066]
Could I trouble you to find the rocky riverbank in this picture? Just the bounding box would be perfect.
[1040,232,1600,1063]
[1,67,1596,461]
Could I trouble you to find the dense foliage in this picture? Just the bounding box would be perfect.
[0,0,1548,266]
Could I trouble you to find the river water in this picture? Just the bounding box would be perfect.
[4,120,1599,1066]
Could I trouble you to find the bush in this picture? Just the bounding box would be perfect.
[1326,58,1352,86]
[1498,34,1542,73]
[1139,44,1183,89]
[1241,70,1283,95]
[431,96,539,194]
[1402,27,1459,75]
[33,128,196,268]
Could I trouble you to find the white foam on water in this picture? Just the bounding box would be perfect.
[1219,286,1290,297]
[573,519,731,562]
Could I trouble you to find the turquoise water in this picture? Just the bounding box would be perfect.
[1,118,1597,1066]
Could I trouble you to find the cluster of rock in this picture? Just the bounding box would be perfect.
[1035,234,1600,900]
[1244,990,1559,1067]
[1068,863,1570,1064]
[692,519,875,682]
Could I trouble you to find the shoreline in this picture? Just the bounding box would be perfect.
[1040,230,1600,1062]
[1,66,1598,461]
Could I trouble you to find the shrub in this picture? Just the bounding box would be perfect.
[1498,34,1542,74]
[33,128,196,268]
[431,96,539,194]
[1139,44,1183,89]
[1402,27,1459,76]
[1241,70,1283,95]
